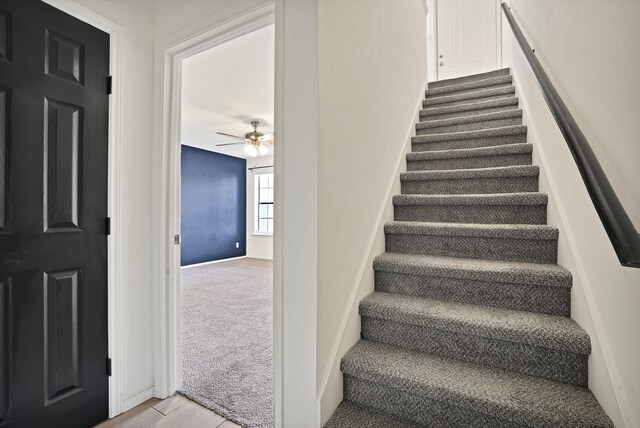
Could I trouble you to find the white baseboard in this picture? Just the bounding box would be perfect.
[122,386,155,412]
[246,255,273,261]
[180,255,247,269]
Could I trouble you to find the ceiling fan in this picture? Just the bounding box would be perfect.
[216,120,274,157]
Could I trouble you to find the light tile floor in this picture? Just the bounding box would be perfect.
[94,395,242,428]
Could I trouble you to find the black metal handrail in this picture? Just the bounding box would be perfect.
[501,3,640,268]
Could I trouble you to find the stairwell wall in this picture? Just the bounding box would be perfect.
[507,0,640,229]
[317,0,428,423]
[502,5,640,427]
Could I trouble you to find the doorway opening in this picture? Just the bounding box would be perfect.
[176,24,275,428]
[429,0,502,81]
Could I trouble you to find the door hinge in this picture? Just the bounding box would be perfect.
[106,357,112,376]
[174,234,181,245]
[106,76,112,95]
[106,217,111,235]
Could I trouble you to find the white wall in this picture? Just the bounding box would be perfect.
[502,4,640,426]
[316,0,428,423]
[153,0,271,44]
[247,157,274,260]
[508,0,640,228]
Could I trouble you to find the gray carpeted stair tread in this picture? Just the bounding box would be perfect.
[393,192,547,206]
[406,144,533,171]
[427,67,510,89]
[324,401,420,428]
[393,194,547,224]
[415,109,523,136]
[400,165,540,196]
[417,109,523,130]
[384,221,557,240]
[384,220,557,264]
[360,292,589,354]
[423,86,516,108]
[412,125,527,144]
[407,143,532,161]
[401,165,538,181]
[420,96,519,120]
[341,340,612,427]
[373,252,572,288]
[425,75,513,97]
[374,258,571,316]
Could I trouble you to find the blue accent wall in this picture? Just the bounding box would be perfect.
[180,145,246,266]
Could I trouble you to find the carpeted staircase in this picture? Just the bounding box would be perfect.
[324,68,613,427]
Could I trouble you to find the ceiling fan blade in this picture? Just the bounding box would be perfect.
[216,142,245,147]
[259,132,274,141]
[216,132,245,140]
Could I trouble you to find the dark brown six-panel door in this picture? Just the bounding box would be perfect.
[0,0,109,426]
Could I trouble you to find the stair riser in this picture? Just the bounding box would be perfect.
[426,83,513,100]
[416,117,522,135]
[375,271,570,316]
[407,153,532,171]
[426,76,512,96]
[385,234,557,264]
[428,68,510,89]
[421,104,518,121]
[394,204,547,225]
[343,375,525,428]
[423,89,515,108]
[401,175,538,195]
[361,318,587,387]
[412,133,527,152]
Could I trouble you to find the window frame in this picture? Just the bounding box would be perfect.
[254,172,274,236]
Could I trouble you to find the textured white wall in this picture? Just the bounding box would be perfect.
[502,4,640,426]
[247,157,274,260]
[509,0,640,228]
[317,0,428,422]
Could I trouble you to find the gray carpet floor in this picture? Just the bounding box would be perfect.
[179,258,273,428]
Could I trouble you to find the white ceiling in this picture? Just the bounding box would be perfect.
[180,25,274,159]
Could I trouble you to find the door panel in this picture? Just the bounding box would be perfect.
[0,9,10,62]
[44,98,83,232]
[0,0,109,426]
[0,277,8,423]
[0,86,7,233]
[44,269,82,405]
[437,0,498,80]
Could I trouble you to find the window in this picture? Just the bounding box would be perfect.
[255,173,274,235]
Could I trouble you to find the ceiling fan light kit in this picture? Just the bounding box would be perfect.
[244,144,258,157]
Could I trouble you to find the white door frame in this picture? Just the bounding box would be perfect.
[40,0,125,418]
[431,0,503,80]
[153,0,276,414]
